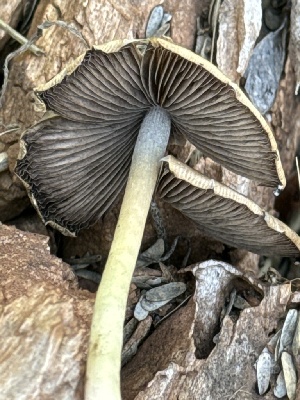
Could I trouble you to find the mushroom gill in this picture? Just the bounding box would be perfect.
[16,38,285,236]
[159,156,300,257]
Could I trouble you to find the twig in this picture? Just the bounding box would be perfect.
[0,19,89,106]
[150,200,167,241]
[0,126,19,137]
[75,270,101,284]
[0,18,43,56]
[153,295,191,327]
[36,20,89,48]
[222,386,252,399]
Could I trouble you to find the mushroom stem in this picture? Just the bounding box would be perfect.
[85,106,171,399]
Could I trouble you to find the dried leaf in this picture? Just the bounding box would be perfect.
[134,295,149,321]
[292,312,300,358]
[268,328,282,351]
[136,238,165,268]
[140,296,171,313]
[134,267,161,278]
[145,6,164,38]
[244,22,287,114]
[146,277,165,286]
[278,310,298,359]
[281,351,297,400]
[132,276,167,290]
[159,261,175,282]
[256,347,272,395]
[122,316,152,366]
[0,152,8,172]
[123,318,138,344]
[145,282,186,302]
[274,370,287,398]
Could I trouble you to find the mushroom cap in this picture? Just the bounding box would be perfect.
[16,38,285,235]
[158,156,300,257]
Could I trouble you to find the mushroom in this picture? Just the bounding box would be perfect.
[15,37,288,399]
[159,156,300,256]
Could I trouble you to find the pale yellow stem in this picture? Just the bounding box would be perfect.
[85,106,171,399]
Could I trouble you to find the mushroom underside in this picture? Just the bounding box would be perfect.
[16,38,285,235]
[158,157,300,257]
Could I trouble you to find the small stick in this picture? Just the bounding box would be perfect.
[0,18,43,56]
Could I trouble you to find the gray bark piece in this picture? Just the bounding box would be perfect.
[193,260,260,358]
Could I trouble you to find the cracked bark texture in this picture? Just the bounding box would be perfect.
[0,224,94,399]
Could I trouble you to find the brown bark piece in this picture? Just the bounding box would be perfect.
[122,298,197,400]
[0,223,77,298]
[122,315,153,366]
[163,0,200,50]
[229,248,260,275]
[271,57,300,179]
[0,224,94,398]
[290,0,300,95]
[0,285,86,399]
[217,0,262,83]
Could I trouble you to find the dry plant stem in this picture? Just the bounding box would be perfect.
[0,18,43,55]
[85,106,171,400]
